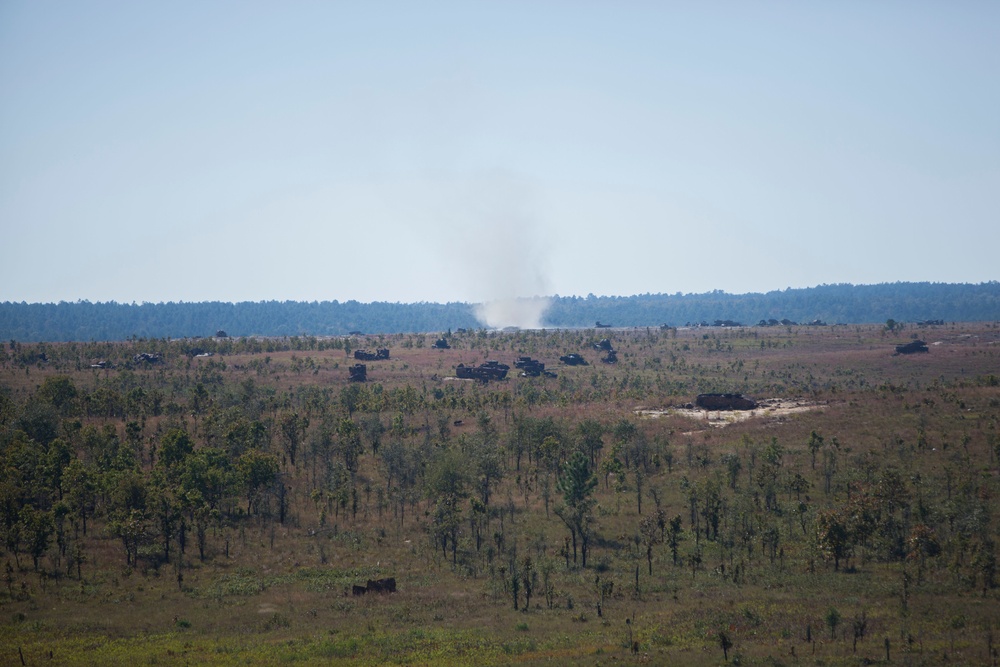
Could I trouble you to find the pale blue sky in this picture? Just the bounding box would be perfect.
[1,1,997,305]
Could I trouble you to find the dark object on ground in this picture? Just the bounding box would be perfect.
[895,340,929,355]
[215,330,228,338]
[595,321,612,328]
[560,353,588,366]
[594,338,617,363]
[352,578,397,595]
[456,361,509,381]
[916,320,944,326]
[348,331,364,336]
[515,356,555,377]
[133,353,161,364]
[696,393,757,410]
[348,364,367,381]
[354,348,390,361]
[432,338,450,349]
[513,356,536,369]
[367,578,396,593]
[594,338,613,351]
[758,319,799,326]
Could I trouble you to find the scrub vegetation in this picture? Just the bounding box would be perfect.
[1,321,998,665]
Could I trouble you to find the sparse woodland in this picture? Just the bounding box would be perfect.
[1,323,998,665]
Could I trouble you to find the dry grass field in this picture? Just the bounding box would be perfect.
[1,322,998,665]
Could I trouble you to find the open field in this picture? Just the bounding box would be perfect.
[1,322,999,665]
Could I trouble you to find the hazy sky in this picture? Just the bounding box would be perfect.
[2,1,997,306]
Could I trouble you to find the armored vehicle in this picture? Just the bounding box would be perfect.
[348,364,367,382]
[456,360,509,381]
[895,340,929,355]
[354,348,390,361]
[514,356,555,377]
[559,353,588,366]
[593,338,613,351]
[696,393,757,410]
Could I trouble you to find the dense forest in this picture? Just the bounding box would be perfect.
[1,282,998,342]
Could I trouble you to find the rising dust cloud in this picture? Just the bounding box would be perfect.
[438,174,554,329]
[474,296,552,330]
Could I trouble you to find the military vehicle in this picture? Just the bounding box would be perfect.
[696,393,757,410]
[432,338,450,349]
[455,360,509,381]
[514,356,556,377]
[348,364,367,382]
[895,340,929,355]
[514,356,543,374]
[592,338,617,363]
[354,348,390,361]
[595,321,612,328]
[593,338,613,351]
[559,353,588,366]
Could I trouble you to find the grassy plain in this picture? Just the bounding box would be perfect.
[1,322,998,665]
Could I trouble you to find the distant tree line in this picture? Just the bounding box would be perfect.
[544,282,1000,329]
[0,300,480,342]
[1,282,998,342]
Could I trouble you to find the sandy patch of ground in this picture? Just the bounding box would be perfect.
[635,398,825,429]
[257,603,279,615]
